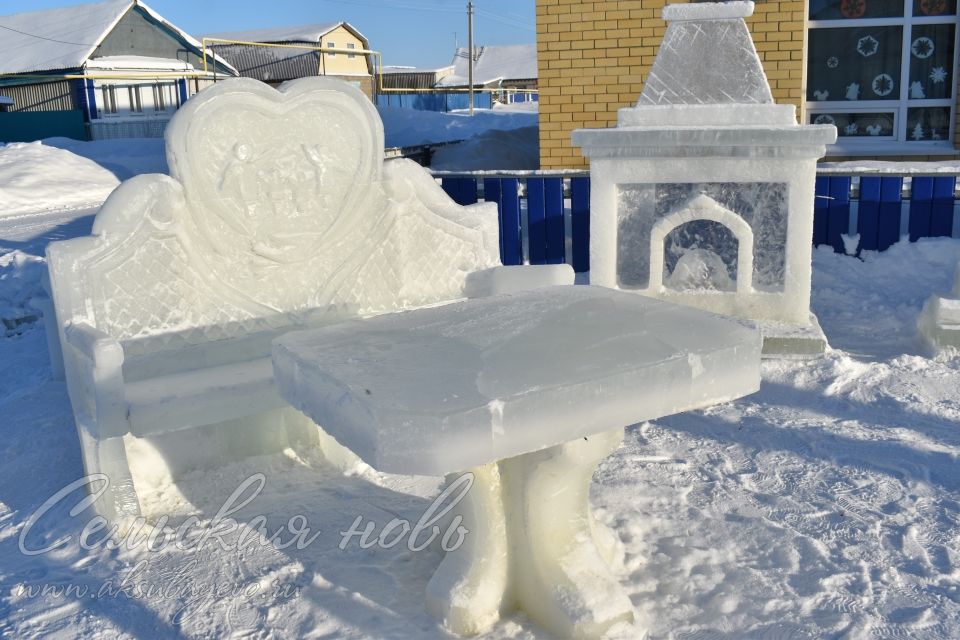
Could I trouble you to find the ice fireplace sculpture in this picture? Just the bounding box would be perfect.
[573,1,838,357]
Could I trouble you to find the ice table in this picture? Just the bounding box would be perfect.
[272,285,761,638]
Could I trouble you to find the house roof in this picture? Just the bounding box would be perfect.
[0,0,235,76]
[381,65,455,75]
[207,22,368,48]
[437,43,537,87]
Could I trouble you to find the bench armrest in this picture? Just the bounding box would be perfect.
[65,322,124,369]
[464,264,575,298]
[63,322,128,439]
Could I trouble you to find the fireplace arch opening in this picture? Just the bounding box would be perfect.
[648,194,755,295]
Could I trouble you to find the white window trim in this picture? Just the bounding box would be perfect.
[807,0,960,153]
[94,80,181,121]
[327,42,336,57]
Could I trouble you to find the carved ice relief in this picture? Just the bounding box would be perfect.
[61,78,500,351]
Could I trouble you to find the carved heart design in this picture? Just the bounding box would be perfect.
[168,79,382,266]
[163,78,387,311]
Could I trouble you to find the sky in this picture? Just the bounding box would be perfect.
[0,0,536,69]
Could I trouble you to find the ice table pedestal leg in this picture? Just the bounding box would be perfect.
[427,427,635,638]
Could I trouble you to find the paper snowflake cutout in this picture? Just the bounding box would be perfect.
[912,37,935,59]
[872,74,894,96]
[930,66,948,83]
[827,56,839,69]
[813,114,836,126]
[857,35,879,57]
[844,123,859,135]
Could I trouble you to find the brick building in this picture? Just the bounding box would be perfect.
[537,0,960,168]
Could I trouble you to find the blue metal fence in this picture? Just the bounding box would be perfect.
[813,174,959,255]
[376,92,493,112]
[436,171,960,273]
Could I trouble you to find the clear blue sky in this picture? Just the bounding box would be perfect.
[3,0,536,69]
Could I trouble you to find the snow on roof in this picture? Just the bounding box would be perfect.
[206,22,367,46]
[382,65,454,75]
[0,0,235,76]
[437,44,537,87]
[0,0,130,75]
[85,55,194,71]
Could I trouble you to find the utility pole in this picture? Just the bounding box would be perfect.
[467,1,474,115]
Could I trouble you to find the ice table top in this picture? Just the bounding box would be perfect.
[272,286,762,476]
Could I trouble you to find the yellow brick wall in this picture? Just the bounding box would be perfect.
[537,0,807,169]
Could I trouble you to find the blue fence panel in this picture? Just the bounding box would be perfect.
[527,178,547,264]
[931,177,956,238]
[527,178,565,264]
[877,177,903,251]
[571,177,590,272]
[483,178,523,265]
[544,178,565,264]
[813,176,851,252]
[0,110,87,143]
[813,176,829,247]
[827,177,852,253]
[910,176,956,241]
[858,177,903,252]
[440,177,478,206]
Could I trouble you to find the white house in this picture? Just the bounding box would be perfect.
[0,0,236,141]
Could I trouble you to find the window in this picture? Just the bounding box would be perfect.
[128,86,143,113]
[100,85,117,114]
[347,42,356,59]
[327,42,336,57]
[807,0,958,145]
[97,82,181,118]
[148,83,178,113]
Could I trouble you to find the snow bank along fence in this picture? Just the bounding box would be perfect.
[433,169,960,273]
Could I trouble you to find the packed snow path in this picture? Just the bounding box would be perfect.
[1,234,959,637]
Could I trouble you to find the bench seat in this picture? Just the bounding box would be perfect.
[125,358,285,437]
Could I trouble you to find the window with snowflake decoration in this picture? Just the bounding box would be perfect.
[807,0,958,146]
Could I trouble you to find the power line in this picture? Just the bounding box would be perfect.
[0,22,96,47]
[322,0,461,13]
[474,8,535,31]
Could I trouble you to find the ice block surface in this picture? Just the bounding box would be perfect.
[273,286,761,475]
[639,2,772,106]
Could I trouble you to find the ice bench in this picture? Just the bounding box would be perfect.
[45,77,571,522]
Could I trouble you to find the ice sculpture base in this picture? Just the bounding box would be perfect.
[917,265,960,353]
[760,313,828,359]
[919,295,960,351]
[427,428,635,638]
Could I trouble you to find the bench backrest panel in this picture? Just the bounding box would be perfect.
[47,78,500,358]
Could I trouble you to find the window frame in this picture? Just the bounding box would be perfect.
[327,42,336,57]
[806,1,960,151]
[347,42,356,59]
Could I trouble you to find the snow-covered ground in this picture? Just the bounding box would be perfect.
[379,102,538,149]
[2,223,959,638]
[3,124,960,638]
[431,125,539,171]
